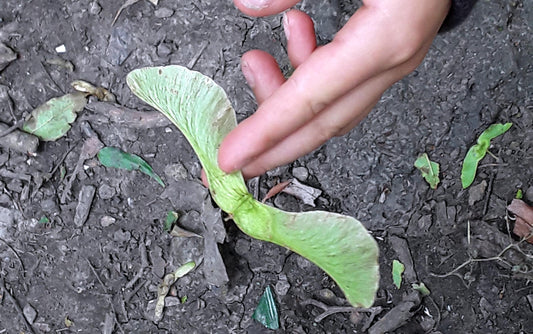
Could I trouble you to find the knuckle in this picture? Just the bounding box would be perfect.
[317,122,345,142]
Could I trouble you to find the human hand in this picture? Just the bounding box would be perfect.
[218,0,451,179]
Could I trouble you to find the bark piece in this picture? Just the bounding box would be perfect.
[74,185,96,227]
[0,122,39,154]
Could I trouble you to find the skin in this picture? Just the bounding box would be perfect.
[217,0,451,179]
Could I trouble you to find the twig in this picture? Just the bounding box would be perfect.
[112,0,139,26]
[0,237,25,273]
[124,280,147,303]
[86,258,108,292]
[84,101,171,128]
[86,258,125,334]
[187,41,209,69]
[301,299,382,323]
[40,61,64,94]
[425,296,441,333]
[125,237,148,289]
[478,163,509,168]
[0,278,36,334]
[483,172,496,216]
[0,119,23,137]
[430,238,526,278]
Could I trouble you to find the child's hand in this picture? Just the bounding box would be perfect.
[219,0,451,179]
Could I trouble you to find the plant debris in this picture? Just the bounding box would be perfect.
[164,211,178,232]
[0,121,39,154]
[0,42,16,71]
[281,179,322,207]
[507,199,533,243]
[252,286,279,330]
[154,261,195,322]
[201,196,228,287]
[392,260,405,289]
[262,180,291,203]
[74,185,96,227]
[71,80,116,102]
[22,92,87,141]
[97,147,164,187]
[414,153,440,189]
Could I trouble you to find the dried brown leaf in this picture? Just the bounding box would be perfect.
[507,199,533,243]
[262,180,291,203]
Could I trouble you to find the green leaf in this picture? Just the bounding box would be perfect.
[414,153,440,189]
[127,66,379,308]
[516,189,523,200]
[412,282,430,296]
[97,147,164,187]
[252,286,279,330]
[38,216,50,224]
[392,260,404,289]
[22,92,87,141]
[461,123,512,188]
[164,211,179,231]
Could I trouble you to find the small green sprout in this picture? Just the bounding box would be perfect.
[414,153,440,189]
[392,259,405,289]
[461,123,512,188]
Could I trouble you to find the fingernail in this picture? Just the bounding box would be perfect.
[241,0,272,10]
[283,13,290,40]
[241,60,255,88]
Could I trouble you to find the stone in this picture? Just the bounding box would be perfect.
[468,180,487,206]
[98,184,116,199]
[23,303,37,324]
[291,167,309,181]
[100,215,116,227]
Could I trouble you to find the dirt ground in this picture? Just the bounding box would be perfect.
[0,0,532,333]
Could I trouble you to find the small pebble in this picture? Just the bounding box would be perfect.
[89,1,102,15]
[23,304,37,324]
[100,215,116,227]
[468,180,487,206]
[292,166,309,181]
[154,7,174,18]
[55,44,66,53]
[98,184,116,200]
[164,163,188,181]
[275,274,290,296]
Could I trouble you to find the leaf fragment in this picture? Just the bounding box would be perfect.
[97,147,164,187]
[22,92,87,141]
[392,260,405,289]
[262,180,291,203]
[414,153,440,189]
[507,199,533,243]
[71,80,116,102]
[252,286,279,330]
[411,282,430,296]
[461,123,512,188]
[164,211,178,231]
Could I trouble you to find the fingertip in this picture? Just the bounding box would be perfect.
[241,50,285,104]
[233,0,300,17]
[284,9,317,67]
[217,134,244,174]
